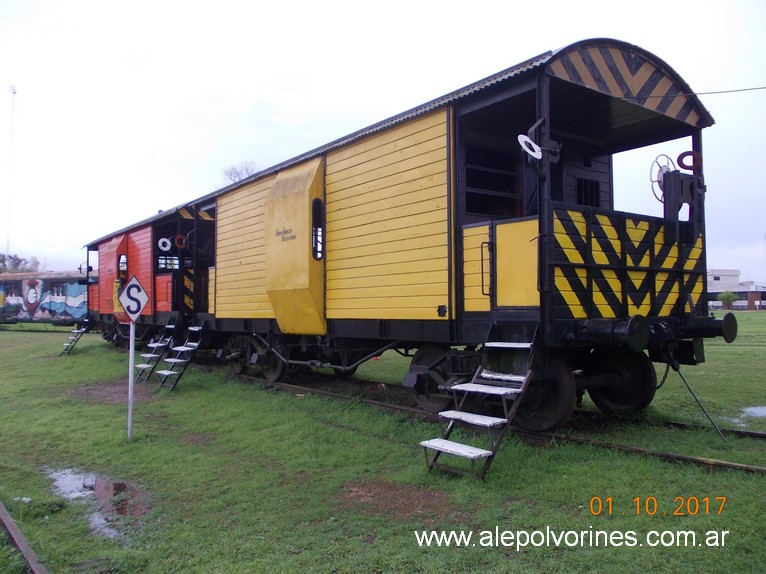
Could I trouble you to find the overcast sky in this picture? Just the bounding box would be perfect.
[1,0,765,281]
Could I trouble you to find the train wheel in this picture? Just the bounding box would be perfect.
[409,344,452,413]
[111,331,125,348]
[226,335,253,375]
[514,352,576,432]
[585,349,656,415]
[260,348,287,383]
[248,338,288,383]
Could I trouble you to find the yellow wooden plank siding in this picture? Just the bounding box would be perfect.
[325,111,450,320]
[207,267,215,314]
[495,219,539,307]
[462,225,490,312]
[214,175,277,318]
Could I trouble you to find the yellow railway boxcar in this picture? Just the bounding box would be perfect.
[85,38,737,443]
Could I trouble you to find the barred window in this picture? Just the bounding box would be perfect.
[158,256,180,270]
[312,198,325,260]
[50,282,66,297]
[576,178,600,207]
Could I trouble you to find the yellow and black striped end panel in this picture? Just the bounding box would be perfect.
[682,233,706,312]
[553,209,587,265]
[592,213,622,267]
[626,218,651,267]
[548,44,706,128]
[652,225,679,316]
[626,270,652,317]
[625,217,653,316]
[552,209,625,319]
[183,268,194,312]
[553,265,587,319]
[550,208,705,320]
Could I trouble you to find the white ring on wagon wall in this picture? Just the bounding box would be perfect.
[517,134,543,159]
[158,237,172,252]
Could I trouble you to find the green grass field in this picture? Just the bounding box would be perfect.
[1,313,765,573]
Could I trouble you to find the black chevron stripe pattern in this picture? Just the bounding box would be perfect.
[548,44,705,127]
[591,213,622,268]
[549,208,704,321]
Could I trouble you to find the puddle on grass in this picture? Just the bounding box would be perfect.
[741,406,766,418]
[48,468,149,540]
[731,406,766,428]
[49,468,97,499]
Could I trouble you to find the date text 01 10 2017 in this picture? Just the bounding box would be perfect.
[589,496,727,516]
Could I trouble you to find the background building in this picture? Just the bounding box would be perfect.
[708,269,766,310]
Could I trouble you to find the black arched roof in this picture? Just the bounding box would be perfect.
[548,38,713,128]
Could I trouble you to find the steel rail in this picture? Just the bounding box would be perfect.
[246,377,439,421]
[571,409,766,441]
[649,419,766,441]
[0,501,49,574]
[511,428,766,475]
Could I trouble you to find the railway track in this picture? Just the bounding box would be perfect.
[245,373,766,476]
[512,428,766,475]
[0,501,49,574]
[569,409,766,441]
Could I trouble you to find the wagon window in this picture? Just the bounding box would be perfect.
[312,198,325,260]
[158,256,180,270]
[464,145,521,220]
[576,178,601,207]
[117,254,128,283]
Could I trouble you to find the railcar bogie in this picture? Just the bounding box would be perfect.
[405,344,456,412]
[514,351,577,432]
[583,348,657,415]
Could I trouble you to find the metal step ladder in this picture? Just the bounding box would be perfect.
[135,322,176,383]
[420,342,532,479]
[61,320,89,355]
[156,323,203,390]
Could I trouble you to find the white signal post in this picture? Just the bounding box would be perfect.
[117,276,150,441]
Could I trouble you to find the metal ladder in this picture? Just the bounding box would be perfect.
[156,323,203,390]
[61,320,89,355]
[135,321,176,384]
[420,342,532,479]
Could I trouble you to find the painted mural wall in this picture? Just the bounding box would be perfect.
[0,274,87,324]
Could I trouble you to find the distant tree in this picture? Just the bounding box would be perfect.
[0,254,40,273]
[716,291,739,310]
[222,160,259,184]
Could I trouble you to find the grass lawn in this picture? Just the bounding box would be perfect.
[0,313,764,573]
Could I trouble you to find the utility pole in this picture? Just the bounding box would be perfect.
[6,85,16,271]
